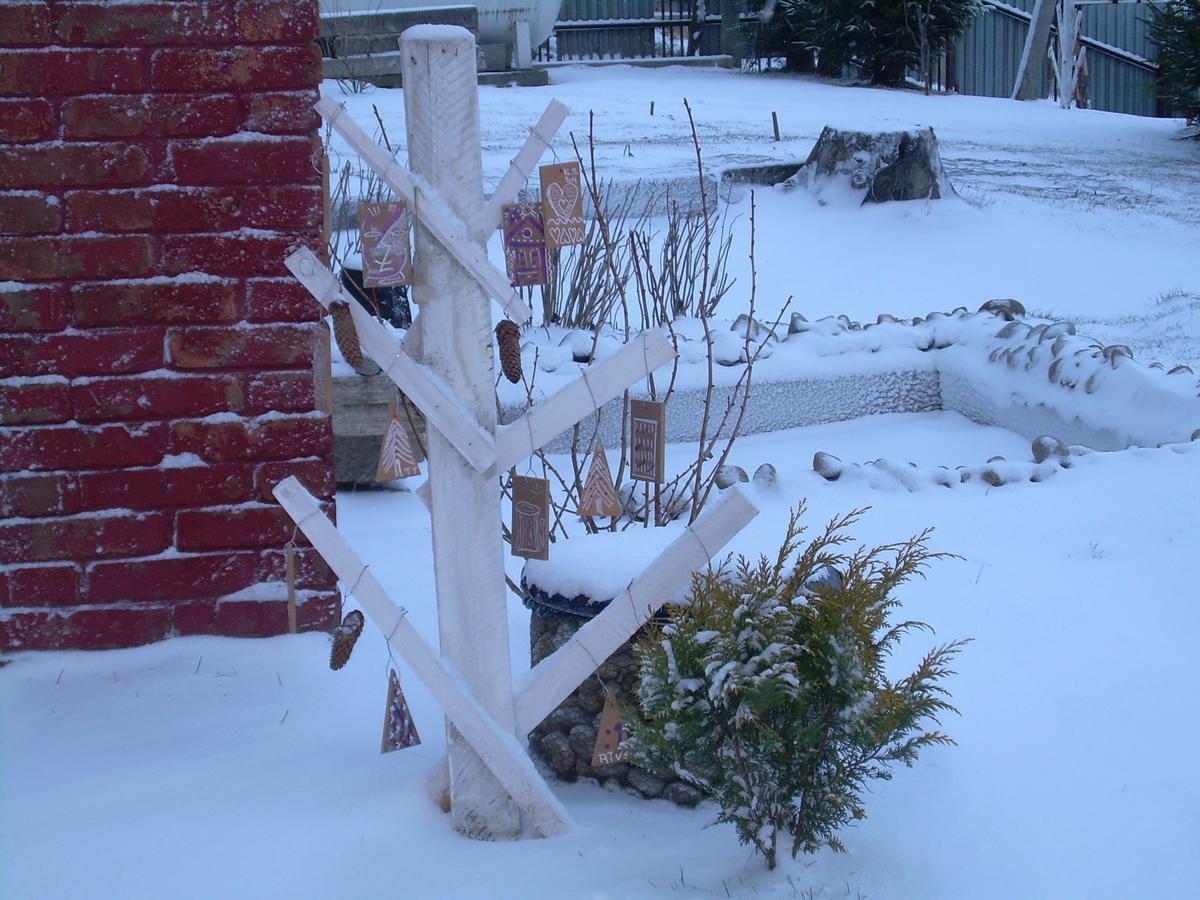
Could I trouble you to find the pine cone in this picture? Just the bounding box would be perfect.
[330,300,365,370]
[329,610,365,671]
[495,319,522,384]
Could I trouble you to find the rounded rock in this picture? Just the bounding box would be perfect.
[715,464,749,489]
[752,463,778,489]
[813,451,843,481]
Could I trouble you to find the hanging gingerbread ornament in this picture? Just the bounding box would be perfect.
[539,161,586,249]
[381,668,421,752]
[501,202,548,287]
[495,319,523,384]
[629,399,667,484]
[329,609,365,671]
[510,473,550,560]
[357,200,413,287]
[591,690,629,766]
[329,300,365,370]
[578,442,621,519]
[376,399,421,481]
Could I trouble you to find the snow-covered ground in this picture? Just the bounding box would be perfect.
[326,65,1200,365]
[3,66,1199,899]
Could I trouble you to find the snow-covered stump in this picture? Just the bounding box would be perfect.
[787,126,956,204]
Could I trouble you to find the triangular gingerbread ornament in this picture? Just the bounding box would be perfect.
[381,669,421,752]
[591,690,628,766]
[376,400,421,481]
[578,443,620,518]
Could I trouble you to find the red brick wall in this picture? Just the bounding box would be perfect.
[0,1,339,650]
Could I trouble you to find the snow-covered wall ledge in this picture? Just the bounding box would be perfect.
[494,307,1200,453]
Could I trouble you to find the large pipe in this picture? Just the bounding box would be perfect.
[321,0,565,48]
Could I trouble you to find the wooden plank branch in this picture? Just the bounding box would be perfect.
[272,477,574,838]
[315,96,532,325]
[495,329,677,469]
[513,488,758,733]
[482,99,569,236]
[286,248,497,473]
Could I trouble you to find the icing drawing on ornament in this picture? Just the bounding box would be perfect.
[577,442,621,518]
[502,203,548,286]
[630,399,666,483]
[511,474,550,560]
[539,161,585,249]
[358,201,412,287]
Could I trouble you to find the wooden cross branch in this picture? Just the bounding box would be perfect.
[275,477,758,817]
[273,477,573,837]
[286,247,497,473]
[317,96,533,325]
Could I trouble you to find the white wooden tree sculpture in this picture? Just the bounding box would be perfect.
[276,25,758,841]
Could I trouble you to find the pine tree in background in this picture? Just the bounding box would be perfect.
[758,0,978,86]
[625,506,968,869]
[1152,0,1200,127]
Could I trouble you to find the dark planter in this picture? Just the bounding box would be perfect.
[339,266,412,329]
[523,578,704,807]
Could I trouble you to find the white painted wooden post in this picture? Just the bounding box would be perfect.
[399,26,520,840]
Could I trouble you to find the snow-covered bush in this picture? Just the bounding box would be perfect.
[625,506,967,869]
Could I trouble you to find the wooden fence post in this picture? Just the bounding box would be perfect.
[399,26,521,840]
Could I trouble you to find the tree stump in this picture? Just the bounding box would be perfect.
[788,126,956,205]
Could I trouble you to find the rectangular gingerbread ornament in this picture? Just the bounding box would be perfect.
[511,473,550,560]
[501,202,549,287]
[629,399,666,484]
[357,200,412,287]
[376,399,422,481]
[539,161,586,249]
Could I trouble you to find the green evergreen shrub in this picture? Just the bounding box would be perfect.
[1151,0,1200,126]
[756,0,978,86]
[625,505,967,869]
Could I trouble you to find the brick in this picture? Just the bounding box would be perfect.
[0,423,167,471]
[167,324,317,369]
[0,49,143,96]
[0,193,61,235]
[0,607,172,650]
[176,505,294,551]
[176,598,312,637]
[0,235,154,281]
[87,551,256,603]
[169,416,332,462]
[161,233,310,278]
[150,46,321,92]
[0,3,52,46]
[0,511,170,564]
[65,186,241,234]
[236,0,318,43]
[71,374,245,421]
[244,278,322,323]
[62,95,240,140]
[254,459,335,502]
[238,184,322,231]
[171,135,320,186]
[0,99,56,143]
[54,2,233,46]
[241,91,321,134]
[0,283,66,332]
[244,371,315,413]
[78,463,249,511]
[0,328,163,378]
[1,564,80,608]
[72,279,239,326]
[0,473,78,518]
[0,380,71,424]
[257,544,337,590]
[0,143,153,190]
